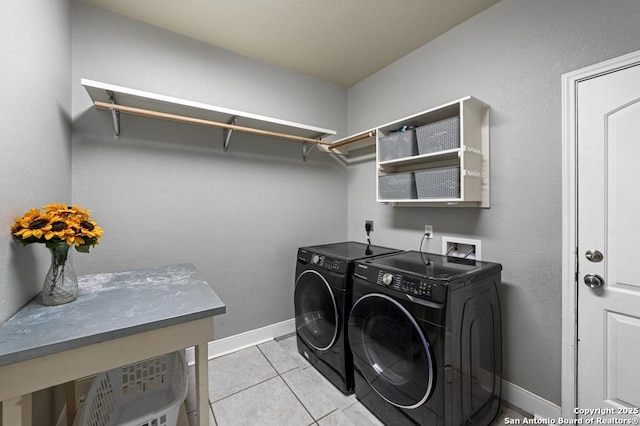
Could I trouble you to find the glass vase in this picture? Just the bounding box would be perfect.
[42,243,78,306]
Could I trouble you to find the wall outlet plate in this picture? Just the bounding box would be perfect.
[365,220,374,232]
[424,225,433,238]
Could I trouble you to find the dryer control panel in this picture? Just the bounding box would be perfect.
[353,263,447,303]
[297,248,348,274]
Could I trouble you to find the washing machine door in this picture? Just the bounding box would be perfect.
[349,293,435,409]
[294,269,339,351]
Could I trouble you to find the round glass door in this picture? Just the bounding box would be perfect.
[348,293,434,408]
[294,269,339,351]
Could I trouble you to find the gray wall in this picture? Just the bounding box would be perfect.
[71,1,349,339]
[0,0,71,322]
[345,0,640,406]
[0,0,71,423]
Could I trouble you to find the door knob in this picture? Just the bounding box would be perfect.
[584,274,605,288]
[585,250,603,262]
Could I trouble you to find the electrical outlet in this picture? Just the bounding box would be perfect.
[424,225,433,238]
[365,220,374,232]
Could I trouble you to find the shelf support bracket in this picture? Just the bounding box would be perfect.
[223,116,239,152]
[302,141,318,162]
[107,90,120,140]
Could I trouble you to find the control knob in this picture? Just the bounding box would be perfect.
[382,273,394,286]
[312,254,320,264]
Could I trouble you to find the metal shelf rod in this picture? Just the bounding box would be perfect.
[329,130,376,150]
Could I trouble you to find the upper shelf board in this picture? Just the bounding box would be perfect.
[81,79,336,141]
[324,96,488,155]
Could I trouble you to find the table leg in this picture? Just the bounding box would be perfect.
[195,342,209,426]
[66,381,76,426]
[2,394,32,426]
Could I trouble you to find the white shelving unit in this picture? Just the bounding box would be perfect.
[375,97,490,207]
[81,79,337,160]
[81,81,489,206]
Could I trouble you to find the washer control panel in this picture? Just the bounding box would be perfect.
[375,270,436,298]
[353,263,446,303]
[298,249,348,274]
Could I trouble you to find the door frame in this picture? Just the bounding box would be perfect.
[561,49,640,418]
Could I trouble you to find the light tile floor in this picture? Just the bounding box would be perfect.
[182,335,533,426]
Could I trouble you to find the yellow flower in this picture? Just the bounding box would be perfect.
[73,205,92,218]
[11,203,103,252]
[44,203,69,213]
[13,211,53,240]
[44,221,69,240]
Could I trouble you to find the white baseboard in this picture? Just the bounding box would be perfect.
[502,380,561,419]
[185,318,295,365]
[184,319,560,420]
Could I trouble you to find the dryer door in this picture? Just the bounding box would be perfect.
[349,293,435,409]
[294,269,339,351]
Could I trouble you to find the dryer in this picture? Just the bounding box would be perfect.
[294,241,401,394]
[349,250,502,425]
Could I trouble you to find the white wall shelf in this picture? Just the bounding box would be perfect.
[378,147,477,171]
[320,97,491,208]
[81,79,337,160]
[375,96,490,208]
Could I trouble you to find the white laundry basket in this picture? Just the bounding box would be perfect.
[79,350,188,426]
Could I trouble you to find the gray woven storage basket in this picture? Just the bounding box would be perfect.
[379,130,418,161]
[379,172,416,200]
[415,166,460,199]
[416,116,460,155]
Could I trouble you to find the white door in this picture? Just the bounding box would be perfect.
[577,62,640,418]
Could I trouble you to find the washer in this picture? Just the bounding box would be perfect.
[349,250,502,425]
[294,241,401,394]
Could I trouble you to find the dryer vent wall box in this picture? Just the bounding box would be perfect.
[442,236,481,260]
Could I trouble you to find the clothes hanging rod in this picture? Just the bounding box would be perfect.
[329,130,377,149]
[93,101,333,145]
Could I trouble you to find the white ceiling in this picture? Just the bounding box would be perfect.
[81,0,500,87]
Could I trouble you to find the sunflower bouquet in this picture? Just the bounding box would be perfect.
[11,204,103,305]
[11,203,103,252]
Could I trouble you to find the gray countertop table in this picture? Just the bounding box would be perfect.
[0,263,226,426]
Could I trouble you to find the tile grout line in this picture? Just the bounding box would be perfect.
[267,338,364,426]
[209,401,217,426]
[189,338,531,426]
[257,343,318,424]
[203,342,310,425]
[195,338,365,426]
[201,345,282,425]
[208,373,280,406]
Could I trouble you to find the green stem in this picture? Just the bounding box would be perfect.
[48,244,70,295]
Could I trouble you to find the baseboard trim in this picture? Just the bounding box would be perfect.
[185,318,295,365]
[502,380,561,419]
[184,319,560,419]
